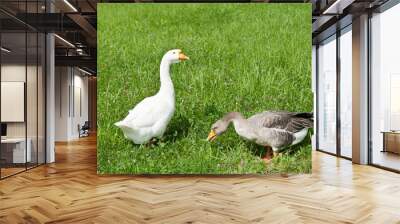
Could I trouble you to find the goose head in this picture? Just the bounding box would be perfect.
[207,112,243,141]
[163,49,189,64]
[207,119,230,142]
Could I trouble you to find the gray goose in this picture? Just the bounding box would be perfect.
[207,111,313,161]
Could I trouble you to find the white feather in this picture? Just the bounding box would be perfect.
[291,128,308,145]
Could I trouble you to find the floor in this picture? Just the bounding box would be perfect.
[0,167,25,178]
[372,150,400,171]
[1,163,43,178]
[0,136,400,223]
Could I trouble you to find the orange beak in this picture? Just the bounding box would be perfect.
[179,52,189,61]
[207,130,217,142]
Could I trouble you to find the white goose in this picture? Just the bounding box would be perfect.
[115,49,189,144]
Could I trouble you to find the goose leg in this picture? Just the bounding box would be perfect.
[262,146,273,163]
[150,138,158,144]
[144,138,158,147]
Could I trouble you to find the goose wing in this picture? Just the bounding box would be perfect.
[256,128,295,149]
[248,111,313,133]
[122,95,170,128]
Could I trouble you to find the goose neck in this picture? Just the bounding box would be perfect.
[231,117,249,131]
[227,114,256,139]
[159,59,174,95]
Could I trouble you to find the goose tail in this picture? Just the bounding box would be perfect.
[114,120,137,132]
[294,112,313,119]
[115,120,147,144]
[114,120,127,128]
[294,112,314,128]
[115,120,139,139]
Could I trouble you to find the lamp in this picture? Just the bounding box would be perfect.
[1,47,11,53]
[54,34,75,48]
[63,0,78,12]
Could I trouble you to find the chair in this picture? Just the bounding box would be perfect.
[79,121,90,138]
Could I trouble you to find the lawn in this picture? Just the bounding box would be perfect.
[97,3,312,174]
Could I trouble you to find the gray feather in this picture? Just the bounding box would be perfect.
[248,111,313,133]
[255,128,295,149]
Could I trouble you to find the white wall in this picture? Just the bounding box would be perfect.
[55,67,89,141]
[55,66,69,141]
[72,73,89,138]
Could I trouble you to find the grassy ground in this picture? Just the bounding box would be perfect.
[97,4,312,174]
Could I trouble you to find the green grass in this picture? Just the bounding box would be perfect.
[97,3,312,174]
